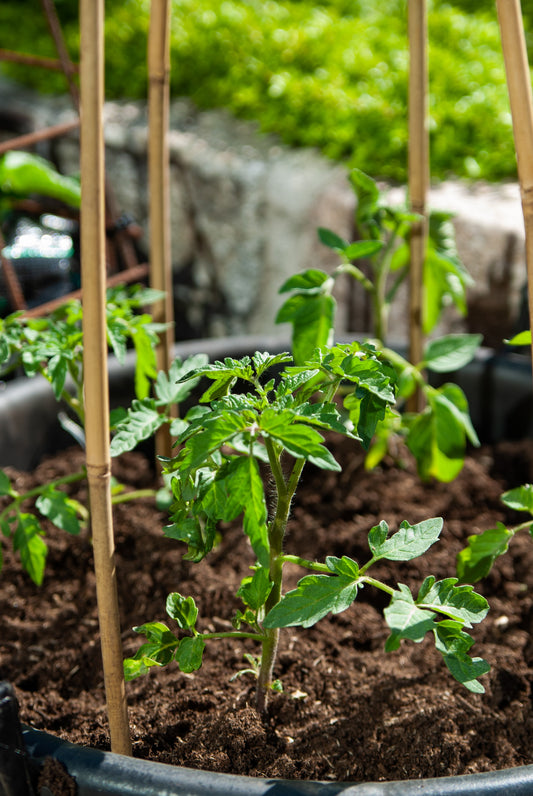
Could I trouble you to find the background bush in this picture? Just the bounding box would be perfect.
[1,0,531,182]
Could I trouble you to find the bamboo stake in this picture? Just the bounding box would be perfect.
[148,0,176,460]
[496,0,533,367]
[407,0,429,411]
[79,0,131,756]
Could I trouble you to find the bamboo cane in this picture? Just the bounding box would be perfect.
[79,0,131,756]
[149,0,176,460]
[407,0,429,411]
[496,0,533,367]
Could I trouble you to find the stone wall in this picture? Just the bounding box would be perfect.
[0,79,527,346]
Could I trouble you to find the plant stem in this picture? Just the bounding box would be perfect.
[361,575,395,597]
[110,488,159,506]
[200,631,264,641]
[372,221,402,343]
[280,554,331,573]
[256,440,303,713]
[337,262,375,294]
[0,468,88,524]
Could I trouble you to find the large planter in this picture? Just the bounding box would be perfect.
[2,336,533,796]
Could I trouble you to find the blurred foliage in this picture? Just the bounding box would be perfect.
[0,0,531,182]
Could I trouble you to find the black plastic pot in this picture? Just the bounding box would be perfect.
[2,336,533,796]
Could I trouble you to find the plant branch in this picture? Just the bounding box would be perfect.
[279,554,331,573]
[200,631,264,642]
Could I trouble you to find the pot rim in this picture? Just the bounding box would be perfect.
[20,723,533,796]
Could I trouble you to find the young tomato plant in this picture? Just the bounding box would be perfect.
[124,345,490,712]
[457,484,533,584]
[275,169,482,484]
[456,330,533,584]
[0,285,205,584]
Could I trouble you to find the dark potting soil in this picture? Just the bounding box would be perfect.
[3,438,533,784]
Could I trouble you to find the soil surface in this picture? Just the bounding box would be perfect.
[4,438,533,784]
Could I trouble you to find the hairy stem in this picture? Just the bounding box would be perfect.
[256,441,304,713]
[279,554,330,573]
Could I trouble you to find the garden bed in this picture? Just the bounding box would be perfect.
[3,435,533,785]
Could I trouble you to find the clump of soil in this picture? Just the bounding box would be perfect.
[3,439,533,783]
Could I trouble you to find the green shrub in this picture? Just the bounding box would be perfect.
[0,0,529,182]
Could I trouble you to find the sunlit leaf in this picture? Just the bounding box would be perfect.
[264,572,359,629]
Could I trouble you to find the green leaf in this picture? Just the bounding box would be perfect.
[325,556,360,579]
[123,655,162,681]
[123,621,179,680]
[36,487,81,535]
[351,389,388,450]
[166,593,198,630]
[237,567,273,611]
[342,359,396,403]
[252,351,293,378]
[106,319,128,364]
[200,456,269,566]
[237,458,269,566]
[264,572,359,629]
[232,608,258,630]
[13,513,47,585]
[317,227,348,252]
[406,385,476,483]
[435,384,479,447]
[132,323,159,400]
[384,590,437,650]
[164,515,215,562]
[501,484,533,514]
[1,517,11,538]
[369,518,443,562]
[0,151,81,207]
[110,398,167,457]
[385,578,489,692]
[0,469,11,496]
[434,624,490,693]
[154,354,209,405]
[201,375,238,402]
[506,330,531,346]
[343,239,384,260]
[109,407,128,428]
[350,168,380,222]
[48,354,68,400]
[177,357,255,403]
[367,520,389,553]
[155,487,173,511]
[0,335,10,365]
[279,268,331,292]
[169,417,189,438]
[275,293,335,365]
[294,401,355,438]
[176,636,205,673]
[423,246,472,334]
[260,408,340,471]
[418,577,489,627]
[456,522,513,583]
[422,334,481,373]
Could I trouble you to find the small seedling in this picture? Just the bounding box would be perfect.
[457,484,533,583]
[0,286,205,584]
[456,330,533,583]
[275,170,482,483]
[124,344,489,712]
